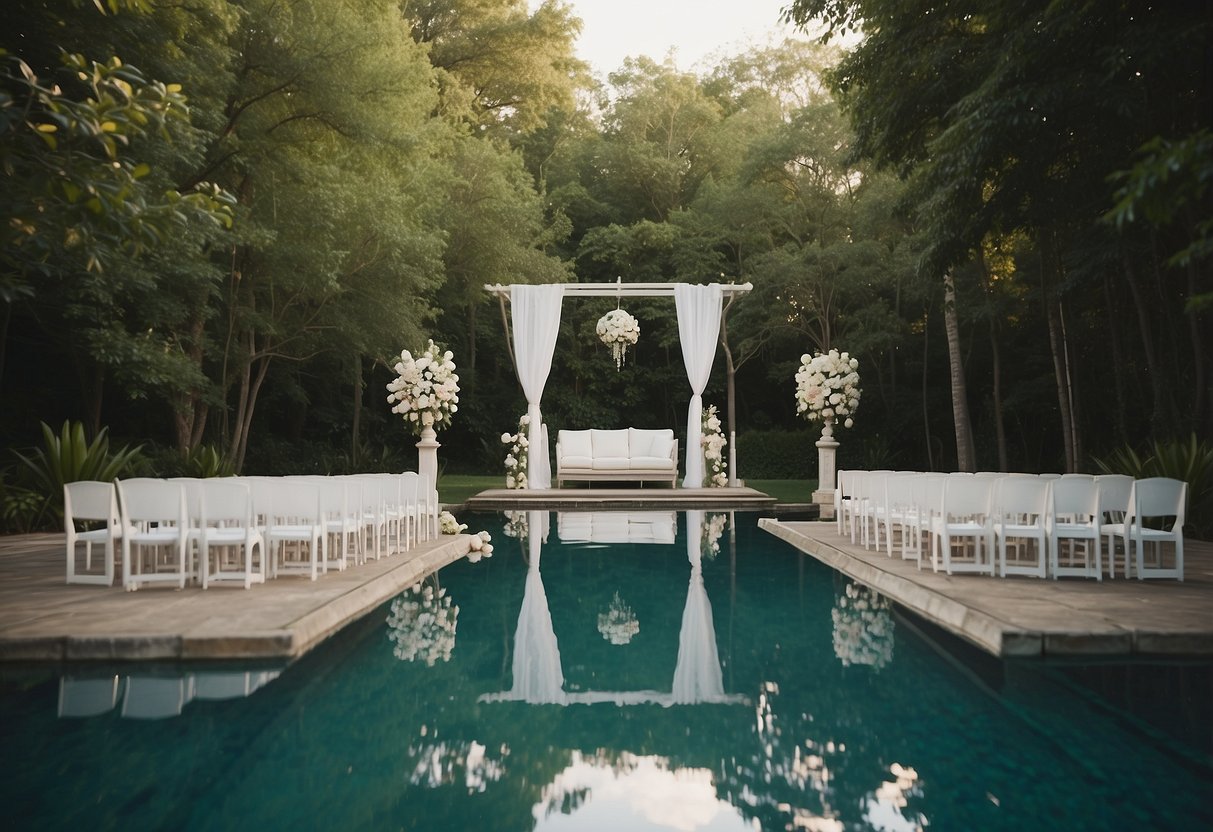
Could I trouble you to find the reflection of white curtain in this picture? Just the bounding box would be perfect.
[511,285,565,489]
[672,510,724,703]
[675,284,723,488]
[510,510,566,703]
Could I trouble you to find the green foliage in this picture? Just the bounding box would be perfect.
[183,444,234,478]
[10,421,143,527]
[737,429,820,479]
[1095,434,1213,539]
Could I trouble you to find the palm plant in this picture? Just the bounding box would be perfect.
[1095,434,1213,539]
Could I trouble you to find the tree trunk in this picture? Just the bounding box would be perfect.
[1101,270,1129,445]
[467,303,477,370]
[922,308,934,471]
[1121,250,1173,436]
[0,301,9,399]
[943,272,976,472]
[977,249,1007,471]
[1187,261,1208,432]
[351,355,363,468]
[233,351,271,473]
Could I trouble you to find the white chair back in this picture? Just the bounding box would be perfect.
[64,481,122,586]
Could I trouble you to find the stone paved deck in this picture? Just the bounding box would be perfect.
[760,518,1213,658]
[0,532,470,663]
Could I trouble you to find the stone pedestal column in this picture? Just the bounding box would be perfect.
[811,420,838,519]
[417,426,440,489]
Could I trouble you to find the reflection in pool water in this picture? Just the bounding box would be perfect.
[2,510,1210,831]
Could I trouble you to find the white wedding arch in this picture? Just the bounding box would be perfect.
[484,281,752,490]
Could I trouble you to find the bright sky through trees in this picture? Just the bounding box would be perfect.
[551,0,804,74]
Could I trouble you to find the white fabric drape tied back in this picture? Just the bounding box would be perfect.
[511,284,564,489]
[675,284,723,488]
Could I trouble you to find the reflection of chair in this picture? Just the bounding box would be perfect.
[993,476,1049,578]
[116,478,191,591]
[64,481,122,585]
[193,670,279,700]
[1048,477,1102,580]
[1106,478,1188,581]
[121,676,194,719]
[199,479,264,589]
[58,676,122,717]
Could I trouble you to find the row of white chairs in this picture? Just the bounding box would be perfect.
[63,472,439,590]
[834,470,1188,581]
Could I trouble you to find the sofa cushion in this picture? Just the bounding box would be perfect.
[561,456,594,469]
[591,429,630,458]
[629,456,675,470]
[630,428,674,458]
[559,430,593,459]
[592,457,630,470]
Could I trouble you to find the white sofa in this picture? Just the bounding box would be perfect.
[557,511,677,544]
[556,428,678,487]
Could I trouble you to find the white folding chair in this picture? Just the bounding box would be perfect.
[878,473,916,559]
[1113,478,1188,581]
[116,478,191,591]
[64,480,122,585]
[418,471,439,541]
[909,474,945,568]
[931,474,995,575]
[1095,474,1134,577]
[993,476,1049,578]
[399,471,423,550]
[263,480,325,581]
[1048,476,1102,580]
[198,479,264,589]
[311,477,359,571]
[835,470,855,536]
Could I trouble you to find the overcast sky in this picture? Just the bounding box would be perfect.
[551,0,809,76]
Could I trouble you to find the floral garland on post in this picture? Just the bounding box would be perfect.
[501,414,529,490]
[831,581,893,669]
[701,404,727,487]
[596,308,639,370]
[386,579,459,666]
[386,340,460,435]
[794,349,861,433]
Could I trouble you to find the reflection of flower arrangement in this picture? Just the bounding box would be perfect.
[407,739,507,792]
[387,580,458,665]
[596,308,640,370]
[501,414,529,490]
[831,581,893,669]
[439,510,466,535]
[502,511,529,539]
[795,349,860,429]
[701,404,727,487]
[596,591,639,645]
[701,513,728,558]
[386,340,460,436]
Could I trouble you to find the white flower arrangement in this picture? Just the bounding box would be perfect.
[701,404,728,487]
[596,308,639,370]
[597,591,640,645]
[501,414,529,490]
[439,510,466,535]
[701,512,728,558]
[386,580,458,666]
[831,582,893,669]
[466,530,493,564]
[794,348,861,430]
[386,340,460,436]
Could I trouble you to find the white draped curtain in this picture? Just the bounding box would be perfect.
[511,285,565,489]
[675,284,723,488]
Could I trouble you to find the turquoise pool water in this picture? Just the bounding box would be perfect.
[2,510,1210,831]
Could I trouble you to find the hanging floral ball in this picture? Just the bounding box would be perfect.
[596,308,640,370]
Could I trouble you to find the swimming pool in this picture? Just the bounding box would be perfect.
[3,510,1210,831]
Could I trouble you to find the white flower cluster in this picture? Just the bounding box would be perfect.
[701,404,727,487]
[466,530,493,563]
[386,581,458,666]
[439,510,466,535]
[597,591,639,645]
[794,348,861,428]
[830,581,893,669]
[596,308,639,370]
[500,414,529,490]
[386,340,460,436]
[701,512,728,558]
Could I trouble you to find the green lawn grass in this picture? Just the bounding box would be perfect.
[437,473,815,506]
